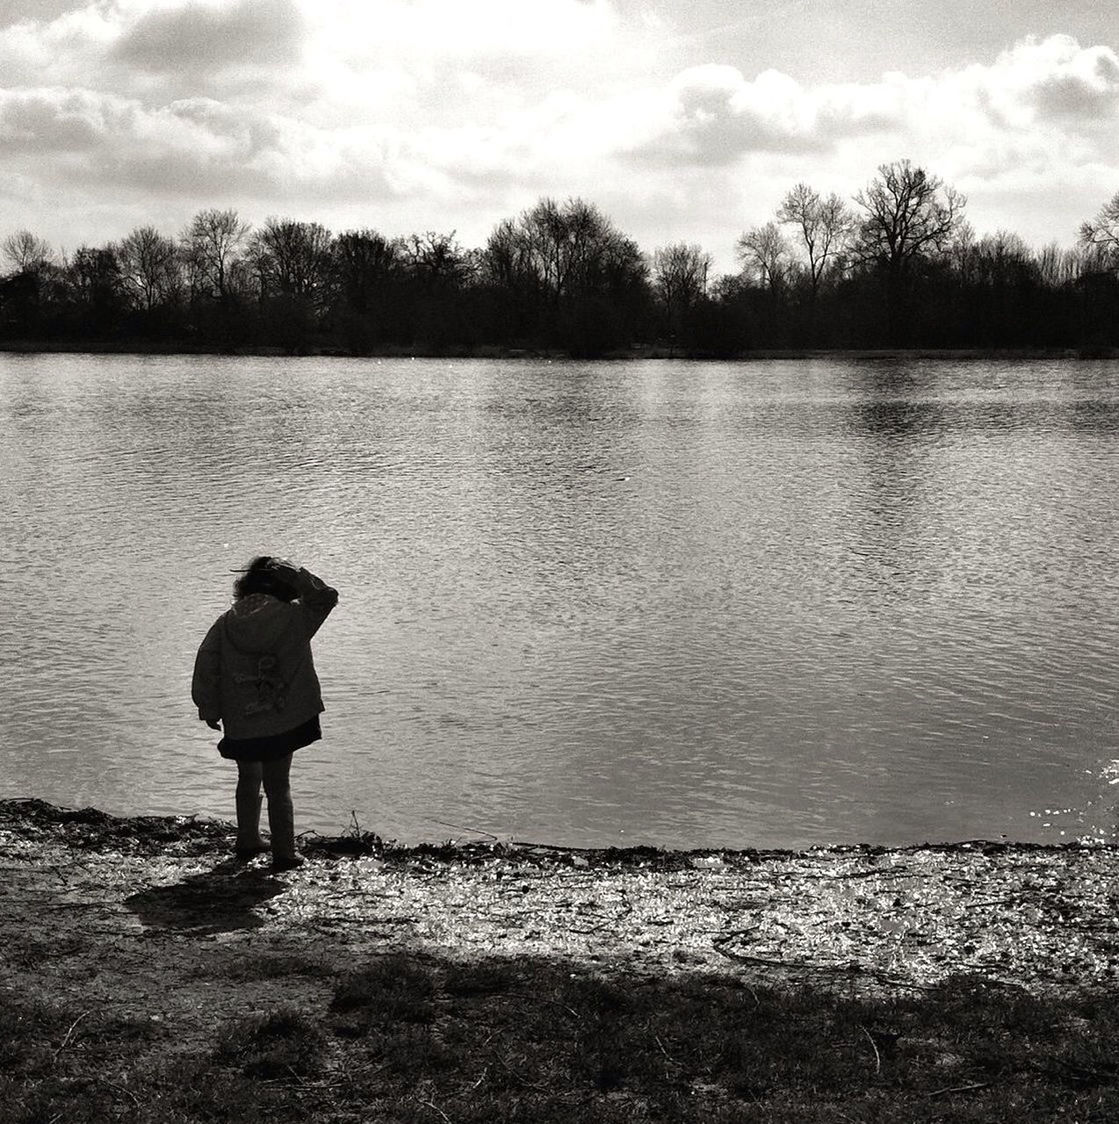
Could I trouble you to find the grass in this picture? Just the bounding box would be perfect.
[4,955,1119,1122]
[213,1007,329,1080]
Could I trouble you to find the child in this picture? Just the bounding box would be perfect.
[192,556,339,872]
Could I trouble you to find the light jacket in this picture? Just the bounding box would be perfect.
[192,567,339,740]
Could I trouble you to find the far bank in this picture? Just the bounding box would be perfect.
[1,338,1116,361]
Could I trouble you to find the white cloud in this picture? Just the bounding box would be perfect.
[973,35,1119,125]
[612,36,1119,176]
[0,8,1117,266]
[0,85,410,205]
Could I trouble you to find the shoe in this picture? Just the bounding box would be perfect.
[234,843,270,859]
[271,855,305,874]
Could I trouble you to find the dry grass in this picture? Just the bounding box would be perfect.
[4,955,1119,1122]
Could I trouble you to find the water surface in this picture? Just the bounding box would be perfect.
[2,354,1117,848]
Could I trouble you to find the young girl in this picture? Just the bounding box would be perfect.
[192,556,339,872]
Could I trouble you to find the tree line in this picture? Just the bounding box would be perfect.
[2,159,1118,356]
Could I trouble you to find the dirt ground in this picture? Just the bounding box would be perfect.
[3,797,1119,1053]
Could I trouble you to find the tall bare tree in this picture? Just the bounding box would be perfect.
[652,243,710,307]
[853,159,966,275]
[483,197,645,301]
[400,231,475,289]
[735,221,790,293]
[250,218,333,301]
[1078,191,1119,272]
[652,242,711,343]
[483,218,537,294]
[116,226,181,312]
[67,245,121,300]
[853,160,965,341]
[2,229,53,273]
[181,208,250,300]
[776,183,853,300]
[1037,242,1084,288]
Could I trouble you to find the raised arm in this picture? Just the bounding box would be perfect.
[274,562,339,637]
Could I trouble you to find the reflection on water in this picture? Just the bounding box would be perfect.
[1,354,1118,849]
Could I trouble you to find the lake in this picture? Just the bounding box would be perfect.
[1,353,1117,850]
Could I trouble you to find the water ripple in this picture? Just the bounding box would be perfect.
[1,355,1117,847]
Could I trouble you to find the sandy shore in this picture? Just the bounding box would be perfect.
[3,798,1118,1009]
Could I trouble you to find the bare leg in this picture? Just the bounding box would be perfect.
[235,760,266,852]
[262,753,296,862]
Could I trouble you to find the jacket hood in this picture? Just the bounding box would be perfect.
[222,593,294,654]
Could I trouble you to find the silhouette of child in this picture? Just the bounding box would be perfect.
[192,556,339,872]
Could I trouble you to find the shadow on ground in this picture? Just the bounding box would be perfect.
[124,859,286,933]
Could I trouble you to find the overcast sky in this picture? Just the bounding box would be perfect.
[2,0,1118,273]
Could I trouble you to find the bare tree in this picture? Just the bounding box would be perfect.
[651,243,711,345]
[735,221,790,293]
[977,231,1036,285]
[480,197,646,353]
[2,229,53,273]
[776,183,853,300]
[1078,191,1119,272]
[331,229,399,313]
[951,226,1032,285]
[181,208,250,300]
[249,218,333,301]
[483,218,537,294]
[60,245,124,330]
[853,159,966,275]
[67,245,121,298]
[483,197,645,301]
[852,160,965,341]
[400,231,475,289]
[1037,241,1084,288]
[116,226,181,312]
[652,243,710,308]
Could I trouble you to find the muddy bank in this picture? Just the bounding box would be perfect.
[3,799,1118,999]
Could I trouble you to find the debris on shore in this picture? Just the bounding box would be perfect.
[3,798,1118,995]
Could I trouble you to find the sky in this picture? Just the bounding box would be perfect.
[2,0,1118,275]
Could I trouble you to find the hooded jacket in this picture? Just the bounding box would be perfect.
[192,566,339,741]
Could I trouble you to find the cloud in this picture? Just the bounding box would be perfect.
[1028,45,1119,121]
[609,34,1119,194]
[0,85,407,206]
[0,87,105,151]
[0,1,311,100]
[954,36,1119,131]
[110,0,305,75]
[0,11,1117,266]
[0,0,644,136]
[1,2,76,28]
[0,5,115,87]
[617,65,907,168]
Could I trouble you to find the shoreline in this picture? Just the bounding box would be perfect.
[1,339,1115,361]
[4,798,1118,993]
[4,799,1119,1121]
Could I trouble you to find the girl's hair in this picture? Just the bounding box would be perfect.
[233,556,298,602]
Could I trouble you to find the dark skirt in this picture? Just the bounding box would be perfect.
[218,716,322,763]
